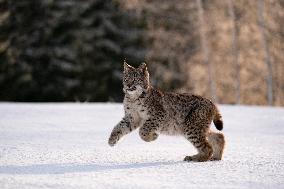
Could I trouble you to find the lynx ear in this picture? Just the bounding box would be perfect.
[139,62,148,72]
[124,60,134,72]
[140,62,150,88]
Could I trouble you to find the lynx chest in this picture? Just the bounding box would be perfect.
[124,98,149,120]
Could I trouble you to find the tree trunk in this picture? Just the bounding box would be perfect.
[258,0,273,105]
[196,0,217,102]
[227,0,241,104]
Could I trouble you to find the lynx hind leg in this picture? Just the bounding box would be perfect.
[184,127,213,162]
[208,131,225,161]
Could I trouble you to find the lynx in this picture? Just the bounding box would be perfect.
[108,62,225,162]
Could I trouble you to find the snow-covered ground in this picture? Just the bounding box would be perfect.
[0,103,283,189]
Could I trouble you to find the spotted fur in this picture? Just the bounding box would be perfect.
[108,62,225,162]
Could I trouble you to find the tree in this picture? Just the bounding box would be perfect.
[196,0,217,102]
[227,0,241,104]
[257,0,273,105]
[0,0,145,102]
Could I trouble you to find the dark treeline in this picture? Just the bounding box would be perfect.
[0,0,145,102]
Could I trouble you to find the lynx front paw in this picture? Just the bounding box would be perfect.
[108,131,121,147]
[140,132,158,142]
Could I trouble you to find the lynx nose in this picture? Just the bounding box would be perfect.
[129,86,136,91]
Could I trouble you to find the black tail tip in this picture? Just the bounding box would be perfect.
[214,120,223,131]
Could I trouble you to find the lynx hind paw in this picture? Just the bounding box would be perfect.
[210,157,221,161]
[184,155,211,162]
[184,156,193,162]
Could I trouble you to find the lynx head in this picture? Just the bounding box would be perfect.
[123,61,150,97]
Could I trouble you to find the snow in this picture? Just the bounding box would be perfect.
[0,103,284,189]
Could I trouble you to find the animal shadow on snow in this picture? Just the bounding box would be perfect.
[0,161,182,175]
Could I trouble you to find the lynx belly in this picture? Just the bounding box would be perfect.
[159,118,182,136]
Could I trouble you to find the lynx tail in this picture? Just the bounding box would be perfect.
[213,108,223,131]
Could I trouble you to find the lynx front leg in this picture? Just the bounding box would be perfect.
[108,116,137,146]
[139,119,159,142]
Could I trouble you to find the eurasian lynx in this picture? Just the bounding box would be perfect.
[108,62,225,162]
